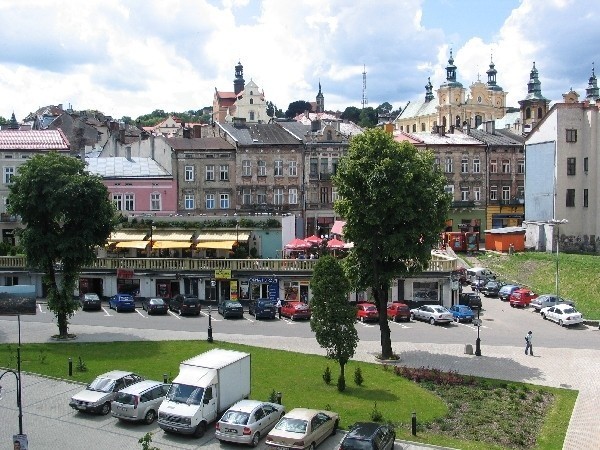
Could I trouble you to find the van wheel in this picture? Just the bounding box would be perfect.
[194,421,206,437]
[144,409,156,424]
[250,432,260,447]
[100,402,111,415]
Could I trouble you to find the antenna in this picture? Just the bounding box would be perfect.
[361,64,368,109]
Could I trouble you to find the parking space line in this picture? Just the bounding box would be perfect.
[244,317,254,323]
[168,311,181,319]
[102,307,112,317]
[136,309,147,319]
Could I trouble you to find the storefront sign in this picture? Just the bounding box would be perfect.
[249,277,278,284]
[230,280,238,300]
[215,269,231,280]
[117,268,134,279]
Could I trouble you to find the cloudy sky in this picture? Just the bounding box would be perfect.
[0,0,598,121]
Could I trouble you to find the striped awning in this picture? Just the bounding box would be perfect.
[150,231,194,241]
[108,231,147,242]
[151,240,193,249]
[195,240,236,249]
[197,232,250,242]
[115,240,150,249]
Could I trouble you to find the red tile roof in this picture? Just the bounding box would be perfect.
[0,129,70,150]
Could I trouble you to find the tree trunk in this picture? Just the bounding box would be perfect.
[339,361,346,391]
[57,311,69,338]
[374,287,393,359]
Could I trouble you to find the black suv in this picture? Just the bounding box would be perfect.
[248,298,277,319]
[479,280,505,297]
[169,294,201,316]
[459,292,482,309]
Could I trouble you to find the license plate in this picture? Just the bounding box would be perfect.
[224,428,237,433]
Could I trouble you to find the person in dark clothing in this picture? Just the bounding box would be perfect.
[525,330,533,356]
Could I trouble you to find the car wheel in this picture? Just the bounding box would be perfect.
[542,313,547,320]
[291,315,295,321]
[454,317,459,323]
[178,308,182,316]
[100,402,111,415]
[116,305,121,313]
[309,444,315,450]
[429,317,435,325]
[330,419,339,435]
[410,313,415,321]
[144,409,156,424]
[250,432,260,448]
[194,421,207,437]
[559,319,564,327]
[360,316,365,323]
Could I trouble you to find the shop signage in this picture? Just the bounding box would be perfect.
[215,269,231,280]
[117,268,134,279]
[249,277,278,284]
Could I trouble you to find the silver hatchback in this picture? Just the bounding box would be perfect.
[111,380,169,424]
[216,400,285,447]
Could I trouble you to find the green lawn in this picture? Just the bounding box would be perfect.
[0,340,576,449]
[475,251,600,319]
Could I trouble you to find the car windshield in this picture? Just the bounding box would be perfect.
[432,306,447,313]
[221,410,250,425]
[150,299,165,305]
[562,307,577,314]
[365,306,376,312]
[275,417,308,433]
[166,383,204,405]
[87,377,116,393]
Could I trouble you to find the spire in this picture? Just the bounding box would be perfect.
[316,80,324,113]
[233,61,245,95]
[486,55,503,91]
[524,62,548,100]
[586,62,599,100]
[424,77,434,102]
[8,112,19,129]
[441,49,462,88]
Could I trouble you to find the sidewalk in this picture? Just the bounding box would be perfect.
[1,320,598,449]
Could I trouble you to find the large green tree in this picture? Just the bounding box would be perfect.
[310,255,358,391]
[334,128,450,359]
[285,100,312,119]
[8,153,116,338]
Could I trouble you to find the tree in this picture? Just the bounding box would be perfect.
[376,102,394,115]
[340,106,361,124]
[309,255,358,391]
[0,116,6,125]
[358,107,378,128]
[334,128,451,359]
[8,153,116,338]
[285,100,312,119]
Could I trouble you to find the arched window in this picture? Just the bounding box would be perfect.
[442,116,447,127]
[537,107,543,118]
[421,123,426,131]
[412,124,417,132]
[327,130,332,140]
[475,115,482,127]
[526,107,531,119]
[250,98,254,105]
[455,115,461,127]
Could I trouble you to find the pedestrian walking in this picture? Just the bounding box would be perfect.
[525,330,533,356]
[276,298,282,319]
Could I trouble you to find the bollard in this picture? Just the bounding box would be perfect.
[163,373,168,384]
[411,412,417,436]
[275,392,282,405]
[68,357,73,377]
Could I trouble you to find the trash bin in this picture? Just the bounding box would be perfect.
[464,344,473,355]
[508,244,515,255]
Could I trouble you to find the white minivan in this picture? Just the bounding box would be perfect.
[111,380,170,424]
[466,267,495,285]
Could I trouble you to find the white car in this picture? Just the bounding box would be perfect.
[410,304,453,325]
[216,400,285,447]
[540,304,583,327]
[69,371,144,415]
[530,294,574,312]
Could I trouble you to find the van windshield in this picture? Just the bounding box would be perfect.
[166,383,204,405]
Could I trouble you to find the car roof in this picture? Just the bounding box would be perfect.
[347,422,386,438]
[284,408,331,420]
[227,399,270,413]
[148,297,165,302]
[117,379,164,394]
[83,293,99,297]
[97,370,137,380]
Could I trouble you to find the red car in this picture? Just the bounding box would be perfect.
[387,302,411,322]
[509,288,538,308]
[280,301,311,320]
[356,303,379,322]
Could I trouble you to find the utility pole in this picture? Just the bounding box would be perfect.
[361,64,368,109]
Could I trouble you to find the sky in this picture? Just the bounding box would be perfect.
[0,0,598,121]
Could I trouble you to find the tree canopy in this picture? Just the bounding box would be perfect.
[285,100,312,119]
[334,128,451,358]
[8,152,116,337]
[341,106,361,123]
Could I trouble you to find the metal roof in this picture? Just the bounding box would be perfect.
[218,123,302,146]
[166,136,235,151]
[468,129,524,147]
[85,157,171,178]
[397,99,438,120]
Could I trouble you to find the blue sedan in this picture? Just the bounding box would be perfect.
[109,294,136,312]
[449,305,475,323]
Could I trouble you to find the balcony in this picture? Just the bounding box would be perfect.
[319,173,332,181]
[0,213,19,223]
[451,201,476,208]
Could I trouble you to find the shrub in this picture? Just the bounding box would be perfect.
[354,366,364,386]
[322,366,332,384]
[76,356,88,372]
[370,402,383,422]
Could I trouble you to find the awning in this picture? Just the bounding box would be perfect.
[115,240,150,249]
[151,240,193,249]
[150,231,195,241]
[108,231,147,242]
[197,232,250,242]
[330,220,346,236]
[195,240,236,249]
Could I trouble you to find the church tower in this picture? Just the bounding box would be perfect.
[437,50,466,129]
[518,62,550,129]
[316,82,324,113]
[586,63,599,101]
[234,61,245,95]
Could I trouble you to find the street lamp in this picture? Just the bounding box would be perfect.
[149,220,155,257]
[0,345,24,438]
[207,279,216,343]
[474,308,482,356]
[550,219,568,299]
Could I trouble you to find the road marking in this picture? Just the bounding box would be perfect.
[244,317,254,323]
[38,304,46,314]
[136,309,147,319]
[168,311,181,319]
[102,307,112,317]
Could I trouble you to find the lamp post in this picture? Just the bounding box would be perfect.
[149,220,155,257]
[1,316,24,440]
[550,219,568,299]
[474,308,482,356]
[207,279,216,343]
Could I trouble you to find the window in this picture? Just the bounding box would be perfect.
[421,123,425,131]
[249,111,255,121]
[274,160,283,177]
[258,160,266,176]
[327,130,332,140]
[517,159,525,174]
[309,158,318,176]
[502,186,510,201]
[273,188,283,205]
[184,165,194,181]
[220,193,229,209]
[112,194,122,210]
[320,158,328,174]
[3,167,14,184]
[444,185,454,196]
[242,188,252,205]
[490,186,497,201]
[185,194,195,210]
[331,186,338,203]
[584,157,589,172]
[250,98,254,105]
[584,189,589,207]
[517,185,525,198]
[256,189,267,204]
[320,187,330,203]
[490,159,497,173]
[566,189,575,207]
[473,186,481,201]
[445,157,453,173]
[567,157,576,176]
[566,129,577,142]
[526,107,531,119]
[461,158,468,173]
[205,194,214,209]
[288,160,297,176]
[472,159,480,173]
[242,160,251,176]
[412,124,416,132]
[124,194,134,211]
[501,160,510,173]
[460,186,469,201]
[219,164,229,181]
[332,158,339,175]
[150,193,161,211]
[206,165,215,181]
[434,157,440,170]
[288,188,298,204]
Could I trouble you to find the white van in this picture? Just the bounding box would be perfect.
[466,267,495,285]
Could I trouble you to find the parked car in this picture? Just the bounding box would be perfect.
[410,305,453,325]
[540,304,583,327]
[80,293,102,311]
[216,399,285,447]
[471,277,492,291]
[449,304,475,323]
[459,292,482,309]
[248,298,277,319]
[169,294,201,316]
[466,267,495,285]
[280,301,311,321]
[452,267,468,285]
[498,284,521,302]
[109,293,136,312]
[111,380,169,424]
[339,422,396,450]
[356,303,378,322]
[479,280,505,297]
[386,302,411,322]
[69,371,143,415]
[530,294,574,312]
[218,300,244,319]
[509,288,538,308]
[265,408,339,450]
[142,297,168,315]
